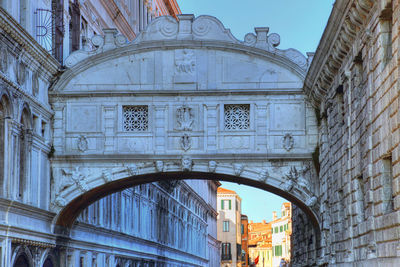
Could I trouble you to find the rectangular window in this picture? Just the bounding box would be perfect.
[228,199,232,210]
[224,104,250,130]
[274,226,278,233]
[221,199,224,210]
[241,224,244,235]
[221,243,231,260]
[223,221,230,232]
[280,225,283,232]
[123,105,148,131]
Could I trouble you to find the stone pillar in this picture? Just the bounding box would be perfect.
[154,105,167,152]
[205,104,218,151]
[103,105,116,153]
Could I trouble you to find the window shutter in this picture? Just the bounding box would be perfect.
[229,200,231,210]
[221,200,224,209]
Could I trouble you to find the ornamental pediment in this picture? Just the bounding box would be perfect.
[55,15,311,94]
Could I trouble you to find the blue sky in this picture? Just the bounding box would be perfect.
[177,0,335,222]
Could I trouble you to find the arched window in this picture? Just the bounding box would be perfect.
[0,95,10,197]
[18,108,31,201]
[43,258,53,267]
[14,254,30,267]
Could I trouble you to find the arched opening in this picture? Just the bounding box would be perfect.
[18,107,31,201]
[14,254,30,267]
[43,258,54,267]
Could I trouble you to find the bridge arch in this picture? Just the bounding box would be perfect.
[49,14,320,243]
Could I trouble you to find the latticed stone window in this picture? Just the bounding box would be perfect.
[123,106,148,131]
[224,104,250,130]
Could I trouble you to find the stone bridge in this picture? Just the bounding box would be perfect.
[49,15,320,235]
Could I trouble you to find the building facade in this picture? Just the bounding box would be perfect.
[248,220,272,267]
[217,187,243,267]
[294,0,400,266]
[241,215,249,267]
[271,203,291,267]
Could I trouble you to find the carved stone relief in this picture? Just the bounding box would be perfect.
[101,169,113,183]
[127,164,139,176]
[176,105,194,131]
[258,168,269,183]
[306,196,318,207]
[282,133,294,151]
[32,72,39,96]
[15,59,27,85]
[77,135,88,152]
[174,49,196,83]
[180,134,192,151]
[60,167,89,193]
[0,45,8,73]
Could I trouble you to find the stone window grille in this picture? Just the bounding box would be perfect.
[123,106,148,132]
[224,104,250,130]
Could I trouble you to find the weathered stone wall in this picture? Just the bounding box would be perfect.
[302,0,400,266]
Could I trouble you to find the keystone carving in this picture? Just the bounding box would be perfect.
[181,156,192,172]
[208,161,217,173]
[175,50,195,74]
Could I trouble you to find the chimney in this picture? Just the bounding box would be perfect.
[262,220,266,224]
[272,211,277,221]
[250,220,253,224]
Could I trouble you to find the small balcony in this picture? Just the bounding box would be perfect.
[221,254,232,261]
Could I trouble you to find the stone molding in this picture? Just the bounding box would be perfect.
[63,15,309,72]
[304,0,375,107]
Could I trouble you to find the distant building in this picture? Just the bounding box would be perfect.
[248,220,272,267]
[217,187,243,267]
[241,215,249,267]
[271,203,292,267]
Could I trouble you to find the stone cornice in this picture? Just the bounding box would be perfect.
[303,0,375,108]
[0,8,60,76]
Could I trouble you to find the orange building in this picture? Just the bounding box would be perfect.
[241,215,249,267]
[248,220,273,267]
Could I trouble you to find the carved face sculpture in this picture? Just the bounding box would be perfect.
[182,156,192,171]
[155,160,164,172]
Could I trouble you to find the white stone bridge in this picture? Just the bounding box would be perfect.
[49,15,320,235]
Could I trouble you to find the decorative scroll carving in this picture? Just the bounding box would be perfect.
[282,133,294,151]
[180,134,192,151]
[126,164,139,176]
[181,156,192,172]
[283,180,294,192]
[60,167,88,193]
[208,161,217,173]
[77,135,88,152]
[233,163,244,176]
[176,105,194,131]
[101,169,113,183]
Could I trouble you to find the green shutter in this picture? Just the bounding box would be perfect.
[221,200,224,209]
[229,200,231,210]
